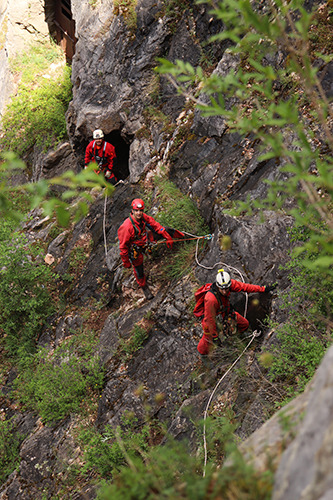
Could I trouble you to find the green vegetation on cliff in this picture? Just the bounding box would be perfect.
[0,41,72,156]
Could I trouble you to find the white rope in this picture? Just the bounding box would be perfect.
[103,191,108,259]
[181,229,256,476]
[183,231,249,319]
[202,332,257,477]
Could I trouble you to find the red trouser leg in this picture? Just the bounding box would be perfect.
[235,312,249,332]
[131,253,146,287]
[197,334,213,355]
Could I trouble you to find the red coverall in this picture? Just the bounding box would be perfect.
[118,213,170,287]
[197,280,266,355]
[84,140,117,184]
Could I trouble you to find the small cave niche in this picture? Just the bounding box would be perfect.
[44,0,77,62]
[233,293,272,333]
[104,130,131,181]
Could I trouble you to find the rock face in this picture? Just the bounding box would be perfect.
[272,346,333,500]
[0,0,328,499]
[68,0,225,182]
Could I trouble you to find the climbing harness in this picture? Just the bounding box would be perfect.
[180,229,261,476]
[202,330,259,478]
[93,140,107,173]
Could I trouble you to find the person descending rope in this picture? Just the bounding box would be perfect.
[118,198,184,300]
[85,129,117,185]
[195,268,277,363]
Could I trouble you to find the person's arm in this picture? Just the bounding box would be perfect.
[230,279,266,293]
[84,142,94,166]
[118,221,132,268]
[143,214,174,248]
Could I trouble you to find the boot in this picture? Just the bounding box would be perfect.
[142,284,154,300]
[200,354,213,369]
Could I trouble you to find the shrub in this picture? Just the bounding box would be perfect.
[119,324,150,359]
[79,414,150,479]
[95,417,273,499]
[0,225,56,359]
[0,41,72,157]
[14,330,104,424]
[266,225,332,400]
[0,418,22,484]
[152,177,209,279]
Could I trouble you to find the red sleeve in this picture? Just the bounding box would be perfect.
[142,214,165,234]
[118,219,133,266]
[202,291,219,338]
[104,143,116,171]
[85,141,95,166]
[230,279,265,293]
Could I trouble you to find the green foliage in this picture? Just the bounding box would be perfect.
[1,41,72,156]
[0,418,22,484]
[0,225,56,359]
[154,177,208,235]
[113,0,137,33]
[269,321,326,395]
[14,330,104,424]
[119,324,150,359]
[265,225,332,399]
[152,177,209,279]
[164,241,198,280]
[95,417,273,499]
[10,40,63,83]
[157,0,333,277]
[0,154,114,228]
[79,414,150,478]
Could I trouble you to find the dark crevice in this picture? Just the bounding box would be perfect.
[104,131,131,181]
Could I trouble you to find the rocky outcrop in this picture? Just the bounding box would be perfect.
[272,345,333,500]
[68,0,225,182]
[0,0,327,498]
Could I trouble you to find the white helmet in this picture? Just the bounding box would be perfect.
[93,129,104,139]
[216,269,231,289]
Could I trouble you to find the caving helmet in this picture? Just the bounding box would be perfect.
[216,269,231,289]
[93,129,104,139]
[131,198,145,211]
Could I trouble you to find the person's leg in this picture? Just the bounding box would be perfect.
[197,333,213,355]
[235,311,249,332]
[132,254,146,287]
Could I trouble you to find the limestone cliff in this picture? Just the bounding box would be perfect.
[0,1,331,499]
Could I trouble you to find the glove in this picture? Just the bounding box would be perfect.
[105,170,111,178]
[265,283,277,293]
[123,261,131,269]
[163,231,173,249]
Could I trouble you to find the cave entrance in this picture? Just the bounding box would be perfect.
[105,131,130,182]
[44,0,77,62]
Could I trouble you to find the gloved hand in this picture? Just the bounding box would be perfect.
[105,170,111,178]
[265,283,277,293]
[163,231,173,249]
[123,261,131,269]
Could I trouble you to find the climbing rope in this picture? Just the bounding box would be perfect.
[102,179,125,261]
[169,229,250,318]
[103,192,108,259]
[202,331,258,478]
[178,229,256,476]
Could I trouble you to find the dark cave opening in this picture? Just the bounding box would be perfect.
[104,130,131,181]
